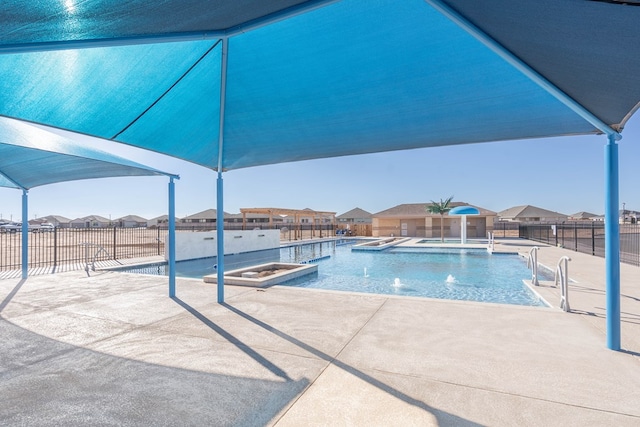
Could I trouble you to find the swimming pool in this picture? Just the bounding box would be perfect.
[119,241,549,307]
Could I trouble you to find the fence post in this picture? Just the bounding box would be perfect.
[112,226,117,260]
[574,222,578,252]
[592,221,595,255]
[157,227,161,256]
[53,227,58,268]
[555,223,558,247]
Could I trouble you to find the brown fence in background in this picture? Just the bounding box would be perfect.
[492,221,520,238]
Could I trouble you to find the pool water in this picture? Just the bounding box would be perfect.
[120,240,549,307]
[280,243,548,306]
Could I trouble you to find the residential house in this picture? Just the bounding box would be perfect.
[147,215,169,228]
[568,212,600,221]
[116,214,148,228]
[70,215,112,228]
[498,205,567,223]
[337,207,373,236]
[32,215,72,228]
[337,207,372,224]
[225,212,283,227]
[181,209,230,229]
[303,208,333,225]
[620,209,640,224]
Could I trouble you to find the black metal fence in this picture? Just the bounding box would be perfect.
[10,221,636,271]
[519,221,640,266]
[0,224,339,271]
[0,227,164,271]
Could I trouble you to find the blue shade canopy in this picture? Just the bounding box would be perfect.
[0,117,176,190]
[449,206,480,216]
[0,0,639,170]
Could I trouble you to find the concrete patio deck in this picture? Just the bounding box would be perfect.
[0,238,639,426]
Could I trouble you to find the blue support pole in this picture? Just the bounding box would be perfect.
[428,0,624,351]
[215,37,228,304]
[216,171,225,303]
[168,177,176,297]
[21,190,28,279]
[605,134,621,350]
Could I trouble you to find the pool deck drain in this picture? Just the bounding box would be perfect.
[1,238,639,426]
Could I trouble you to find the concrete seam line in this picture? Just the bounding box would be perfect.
[271,297,389,424]
[370,367,640,420]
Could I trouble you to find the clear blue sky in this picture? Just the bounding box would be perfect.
[1,113,639,222]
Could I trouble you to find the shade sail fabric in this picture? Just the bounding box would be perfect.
[0,0,321,46]
[0,0,639,171]
[0,117,175,190]
[443,0,640,129]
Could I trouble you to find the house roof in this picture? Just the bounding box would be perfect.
[337,208,372,220]
[71,215,111,223]
[38,215,72,224]
[499,205,567,220]
[569,211,600,219]
[116,215,148,222]
[374,202,496,218]
[239,208,336,217]
[225,212,283,220]
[182,209,227,220]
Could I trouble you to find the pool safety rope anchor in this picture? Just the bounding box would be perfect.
[301,255,331,264]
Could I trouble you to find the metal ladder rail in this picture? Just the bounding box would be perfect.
[527,246,539,286]
[79,243,114,276]
[554,256,571,312]
[487,231,495,253]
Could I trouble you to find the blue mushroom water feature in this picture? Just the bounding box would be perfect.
[448,206,480,244]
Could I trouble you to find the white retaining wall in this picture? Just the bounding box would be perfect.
[165,230,281,261]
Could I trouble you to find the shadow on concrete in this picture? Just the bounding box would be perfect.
[221,302,483,426]
[0,318,308,426]
[0,278,26,314]
[171,296,292,381]
[571,307,640,326]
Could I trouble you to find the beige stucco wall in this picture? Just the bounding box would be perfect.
[424,217,433,238]
[374,215,496,238]
[372,218,401,237]
[485,216,494,236]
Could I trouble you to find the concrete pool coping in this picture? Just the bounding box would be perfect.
[203,262,318,287]
[1,237,639,425]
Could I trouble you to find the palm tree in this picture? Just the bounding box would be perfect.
[427,196,454,242]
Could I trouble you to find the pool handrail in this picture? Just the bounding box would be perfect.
[79,242,118,276]
[554,256,571,312]
[527,246,539,286]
